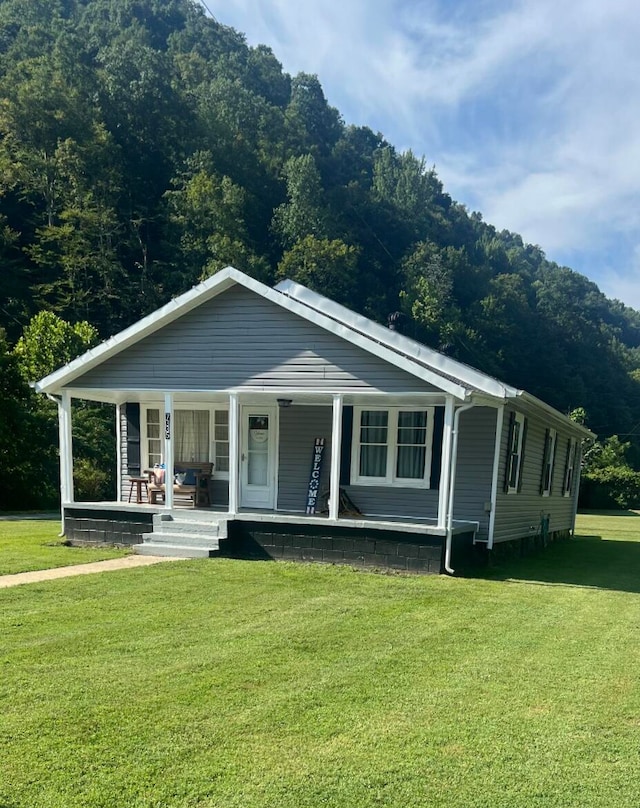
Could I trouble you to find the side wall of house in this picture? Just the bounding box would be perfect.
[493,408,578,544]
[451,406,497,541]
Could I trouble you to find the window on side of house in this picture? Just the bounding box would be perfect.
[145,407,162,468]
[505,412,526,493]
[563,438,578,497]
[213,409,230,478]
[351,407,434,488]
[540,428,557,496]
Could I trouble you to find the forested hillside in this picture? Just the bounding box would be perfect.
[1,0,640,507]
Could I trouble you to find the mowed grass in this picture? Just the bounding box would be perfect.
[0,513,639,807]
[0,519,129,575]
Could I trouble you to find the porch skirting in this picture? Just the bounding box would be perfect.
[64,508,155,546]
[223,521,452,573]
[63,505,475,574]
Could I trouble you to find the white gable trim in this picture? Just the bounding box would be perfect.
[35,267,470,399]
[275,279,516,399]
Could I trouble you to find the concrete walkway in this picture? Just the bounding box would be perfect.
[0,554,188,589]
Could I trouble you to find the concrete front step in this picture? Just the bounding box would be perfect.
[136,512,229,558]
[140,531,220,548]
[152,515,227,539]
[135,542,215,559]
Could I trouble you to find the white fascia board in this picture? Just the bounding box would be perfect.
[514,391,596,439]
[34,267,246,393]
[275,279,514,399]
[467,390,594,439]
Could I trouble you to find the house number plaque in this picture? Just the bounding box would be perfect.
[165,413,171,440]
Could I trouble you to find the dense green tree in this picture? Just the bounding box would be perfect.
[276,235,359,304]
[271,153,331,249]
[0,0,639,500]
[0,328,55,509]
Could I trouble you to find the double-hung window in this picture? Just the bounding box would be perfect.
[541,428,557,496]
[351,407,434,488]
[506,412,526,493]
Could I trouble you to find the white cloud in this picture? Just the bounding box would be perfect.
[206,0,640,309]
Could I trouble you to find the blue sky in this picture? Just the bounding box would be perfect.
[205,0,640,310]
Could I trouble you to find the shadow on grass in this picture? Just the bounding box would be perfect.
[469,534,640,595]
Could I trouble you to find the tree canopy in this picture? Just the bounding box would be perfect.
[1,0,639,485]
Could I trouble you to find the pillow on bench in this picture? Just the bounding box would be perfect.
[181,468,199,486]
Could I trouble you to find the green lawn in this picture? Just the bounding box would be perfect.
[0,513,639,807]
[0,519,129,575]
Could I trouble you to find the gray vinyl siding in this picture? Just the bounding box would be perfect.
[493,409,578,544]
[342,484,439,520]
[277,405,333,512]
[211,480,229,508]
[71,285,438,394]
[451,406,497,541]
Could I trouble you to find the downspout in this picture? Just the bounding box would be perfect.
[487,405,505,550]
[571,441,584,536]
[444,403,474,575]
[46,393,66,538]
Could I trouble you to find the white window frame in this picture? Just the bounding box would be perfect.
[506,412,525,494]
[541,428,557,497]
[350,406,435,488]
[141,402,230,479]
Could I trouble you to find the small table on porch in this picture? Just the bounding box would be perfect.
[128,476,149,504]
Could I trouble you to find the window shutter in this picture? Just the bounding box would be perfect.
[540,428,550,495]
[125,403,141,476]
[503,411,516,493]
[430,406,445,489]
[339,406,353,486]
[517,418,528,492]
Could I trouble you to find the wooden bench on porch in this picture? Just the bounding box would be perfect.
[146,462,213,508]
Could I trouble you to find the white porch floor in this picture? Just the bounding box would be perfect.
[62,501,478,537]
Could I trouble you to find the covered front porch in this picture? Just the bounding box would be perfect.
[56,390,474,525]
[55,388,489,571]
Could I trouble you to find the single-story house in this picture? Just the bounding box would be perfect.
[35,267,593,573]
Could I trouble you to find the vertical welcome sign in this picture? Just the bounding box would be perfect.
[305,438,325,514]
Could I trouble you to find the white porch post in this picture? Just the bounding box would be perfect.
[115,403,122,502]
[329,394,343,521]
[58,391,74,504]
[437,396,455,529]
[228,393,239,515]
[164,393,174,509]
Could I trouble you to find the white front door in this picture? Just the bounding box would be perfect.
[240,407,277,509]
